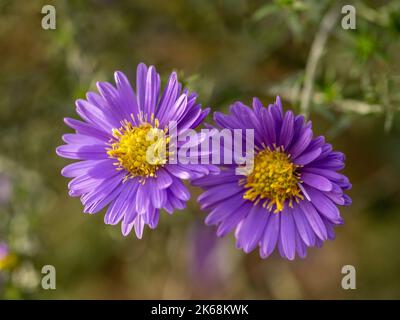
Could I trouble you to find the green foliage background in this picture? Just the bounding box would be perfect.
[0,0,400,299]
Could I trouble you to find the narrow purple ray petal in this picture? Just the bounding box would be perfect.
[135,183,151,215]
[135,63,148,114]
[156,72,179,123]
[114,71,139,118]
[299,200,328,240]
[96,81,133,121]
[280,208,296,260]
[76,99,118,131]
[149,181,166,208]
[154,169,173,189]
[104,179,138,225]
[56,144,107,160]
[168,179,190,201]
[295,230,307,259]
[216,202,252,237]
[197,182,243,208]
[304,186,342,223]
[144,66,160,116]
[236,205,268,253]
[292,203,316,246]
[290,128,313,158]
[134,215,145,239]
[61,160,108,178]
[62,133,105,145]
[82,175,124,214]
[204,194,246,225]
[260,213,280,258]
[301,172,333,192]
[63,118,111,139]
[279,110,294,148]
[302,167,348,183]
[293,147,321,166]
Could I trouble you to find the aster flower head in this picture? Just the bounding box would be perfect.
[56,63,216,238]
[193,97,352,260]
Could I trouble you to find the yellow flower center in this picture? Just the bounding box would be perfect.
[107,117,169,181]
[242,147,303,213]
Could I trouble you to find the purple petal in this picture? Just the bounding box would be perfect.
[216,202,252,237]
[148,209,160,229]
[61,160,107,178]
[63,118,110,140]
[213,112,242,130]
[197,182,243,209]
[75,99,118,131]
[62,133,105,145]
[298,200,327,241]
[260,108,276,146]
[176,105,202,132]
[104,179,138,225]
[121,220,135,236]
[114,71,139,118]
[166,164,192,179]
[302,167,348,183]
[134,215,145,239]
[148,181,166,208]
[260,212,280,258]
[191,108,210,129]
[279,208,296,260]
[289,128,312,158]
[135,183,151,215]
[323,217,336,240]
[96,81,132,122]
[192,169,238,188]
[157,72,179,124]
[343,194,352,205]
[293,147,321,166]
[161,93,188,124]
[154,169,173,189]
[168,179,190,201]
[56,144,107,160]
[279,110,294,148]
[295,230,307,259]
[135,63,148,114]
[144,66,160,116]
[82,176,123,214]
[204,193,246,225]
[304,186,342,223]
[236,206,267,253]
[292,203,316,246]
[301,172,333,192]
[167,190,187,210]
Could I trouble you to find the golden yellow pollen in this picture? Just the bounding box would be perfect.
[242,147,303,213]
[107,118,168,181]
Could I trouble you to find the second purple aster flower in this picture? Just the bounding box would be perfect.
[56,63,216,238]
[193,97,352,260]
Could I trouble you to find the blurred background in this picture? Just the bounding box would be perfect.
[1,0,400,299]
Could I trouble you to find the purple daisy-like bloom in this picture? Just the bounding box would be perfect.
[56,63,216,238]
[193,97,352,260]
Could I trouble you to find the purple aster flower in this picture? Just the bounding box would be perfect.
[56,63,216,238]
[193,97,352,260]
